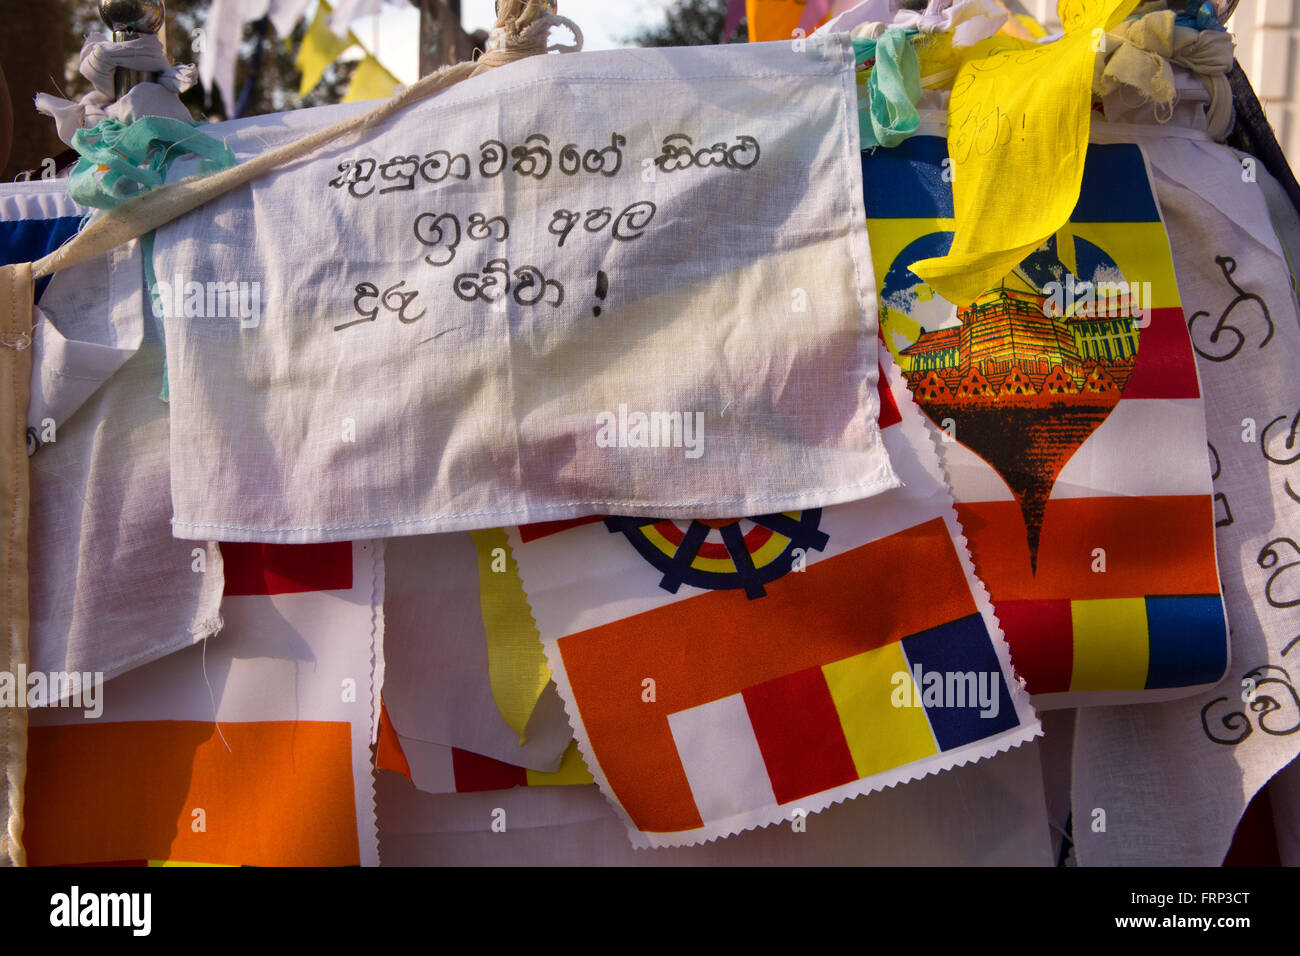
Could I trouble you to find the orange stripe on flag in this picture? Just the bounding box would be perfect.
[376,702,412,782]
[24,721,359,867]
[556,517,975,834]
[956,495,1220,602]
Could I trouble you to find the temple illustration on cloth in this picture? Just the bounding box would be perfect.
[897,269,1140,404]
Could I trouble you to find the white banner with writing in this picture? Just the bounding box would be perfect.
[153,37,895,542]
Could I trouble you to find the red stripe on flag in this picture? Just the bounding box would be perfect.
[450,747,528,792]
[743,666,859,803]
[1122,308,1201,400]
[220,542,353,596]
[996,599,1074,695]
[878,363,903,429]
[518,515,609,543]
[555,517,976,834]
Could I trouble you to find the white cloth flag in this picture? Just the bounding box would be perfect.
[329,0,386,38]
[0,180,225,689]
[154,38,896,543]
[1071,133,1300,866]
[198,0,311,116]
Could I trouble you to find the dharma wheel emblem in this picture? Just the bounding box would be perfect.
[605,510,828,600]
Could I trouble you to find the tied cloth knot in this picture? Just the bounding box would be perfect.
[68,117,236,211]
[483,1,583,65]
[1095,8,1235,138]
[32,0,584,284]
[34,34,197,148]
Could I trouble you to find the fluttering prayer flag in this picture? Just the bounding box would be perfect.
[296,0,357,97]
[342,52,402,103]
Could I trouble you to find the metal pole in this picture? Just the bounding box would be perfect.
[98,0,167,99]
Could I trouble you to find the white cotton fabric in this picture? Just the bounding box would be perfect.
[198,0,309,116]
[376,739,1055,865]
[29,243,143,434]
[329,0,386,38]
[21,207,226,686]
[29,336,226,688]
[154,38,896,542]
[35,35,197,147]
[1070,134,1300,866]
[382,531,573,774]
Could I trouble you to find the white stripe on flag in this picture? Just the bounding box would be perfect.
[397,736,457,796]
[933,399,1212,503]
[1054,399,1212,498]
[668,693,776,823]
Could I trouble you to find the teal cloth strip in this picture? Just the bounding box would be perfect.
[67,116,236,401]
[69,116,235,210]
[853,28,922,150]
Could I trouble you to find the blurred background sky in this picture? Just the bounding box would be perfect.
[361,1,676,84]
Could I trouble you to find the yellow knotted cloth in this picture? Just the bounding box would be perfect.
[910,0,1141,306]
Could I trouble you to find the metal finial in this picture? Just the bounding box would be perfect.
[97,1,166,98]
[98,0,165,38]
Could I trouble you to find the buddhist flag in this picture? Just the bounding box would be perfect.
[505,348,1039,847]
[378,705,595,795]
[23,542,381,867]
[865,134,1230,707]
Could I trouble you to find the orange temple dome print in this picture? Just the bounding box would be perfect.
[887,239,1143,405]
[863,135,1228,705]
[881,235,1147,572]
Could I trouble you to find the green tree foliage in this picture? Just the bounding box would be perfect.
[624,0,748,47]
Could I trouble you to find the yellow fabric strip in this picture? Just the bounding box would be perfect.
[0,264,33,867]
[910,0,1141,306]
[1070,597,1149,692]
[296,0,356,98]
[525,741,594,787]
[471,529,551,743]
[342,53,403,104]
[823,642,937,779]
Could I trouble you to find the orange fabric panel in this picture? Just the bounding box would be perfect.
[375,702,412,781]
[24,721,358,867]
[557,517,974,833]
[956,495,1220,602]
[746,0,828,43]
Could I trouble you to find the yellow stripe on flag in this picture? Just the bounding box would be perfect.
[910,0,1141,305]
[296,0,356,98]
[342,52,402,104]
[823,641,937,779]
[472,529,552,743]
[1069,597,1149,691]
[525,741,595,787]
